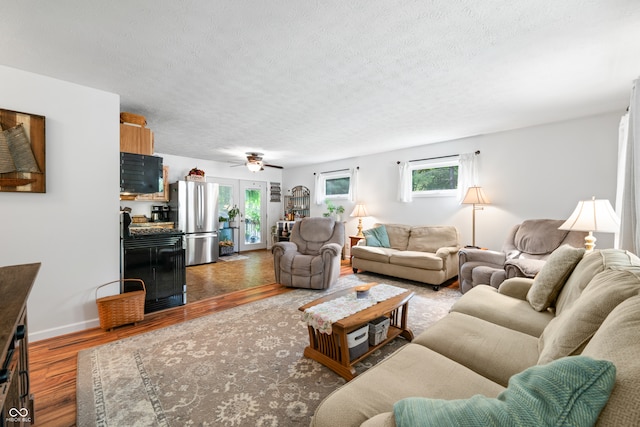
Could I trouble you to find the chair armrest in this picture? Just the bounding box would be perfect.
[504,258,546,278]
[272,241,298,255]
[458,248,506,265]
[320,242,343,257]
[498,277,535,300]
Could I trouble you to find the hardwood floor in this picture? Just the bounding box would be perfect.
[28,254,353,426]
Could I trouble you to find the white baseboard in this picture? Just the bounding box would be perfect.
[29,318,101,342]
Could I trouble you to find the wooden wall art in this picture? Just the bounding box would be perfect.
[0,108,46,193]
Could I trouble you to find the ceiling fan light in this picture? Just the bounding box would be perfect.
[246,161,262,172]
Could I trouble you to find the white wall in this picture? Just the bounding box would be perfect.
[283,112,622,252]
[0,66,120,340]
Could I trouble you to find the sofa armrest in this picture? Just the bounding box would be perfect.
[498,277,535,300]
[435,246,461,258]
[504,258,546,279]
[459,248,506,265]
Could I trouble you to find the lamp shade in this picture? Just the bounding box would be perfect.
[559,197,620,233]
[462,186,491,205]
[246,161,262,172]
[350,204,368,218]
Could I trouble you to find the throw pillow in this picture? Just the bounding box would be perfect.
[526,244,585,311]
[363,225,390,248]
[394,356,616,427]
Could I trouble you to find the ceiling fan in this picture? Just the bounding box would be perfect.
[239,152,283,172]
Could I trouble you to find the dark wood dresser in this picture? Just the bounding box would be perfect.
[0,263,40,427]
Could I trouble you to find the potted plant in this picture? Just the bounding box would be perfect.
[322,199,345,221]
[227,205,240,227]
[219,215,229,229]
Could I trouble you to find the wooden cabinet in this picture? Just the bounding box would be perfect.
[1,263,39,427]
[120,123,154,155]
[133,165,170,202]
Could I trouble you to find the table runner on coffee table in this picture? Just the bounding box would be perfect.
[302,284,407,334]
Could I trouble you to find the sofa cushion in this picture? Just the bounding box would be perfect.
[350,246,397,263]
[412,312,539,387]
[389,251,443,270]
[377,224,412,251]
[364,225,391,248]
[450,285,554,337]
[538,268,640,364]
[310,344,505,427]
[555,249,640,315]
[393,356,615,427]
[513,219,569,255]
[406,226,458,253]
[582,294,640,426]
[526,244,585,311]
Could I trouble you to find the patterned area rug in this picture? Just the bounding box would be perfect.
[77,273,461,426]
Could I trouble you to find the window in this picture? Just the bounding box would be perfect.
[321,171,351,199]
[411,159,459,196]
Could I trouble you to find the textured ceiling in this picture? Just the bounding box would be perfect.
[2,1,640,168]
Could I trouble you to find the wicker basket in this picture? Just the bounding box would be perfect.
[119,112,147,126]
[96,279,146,331]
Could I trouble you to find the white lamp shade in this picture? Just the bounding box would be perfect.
[462,186,490,205]
[559,198,620,233]
[246,161,262,172]
[350,204,368,217]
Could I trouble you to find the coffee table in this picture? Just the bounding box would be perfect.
[298,282,414,380]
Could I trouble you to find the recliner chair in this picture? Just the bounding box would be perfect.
[458,219,587,294]
[272,217,345,289]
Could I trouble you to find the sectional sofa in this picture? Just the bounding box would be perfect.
[311,247,640,426]
[351,224,462,290]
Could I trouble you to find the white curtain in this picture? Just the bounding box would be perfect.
[398,161,412,203]
[314,173,323,205]
[616,77,640,253]
[457,152,478,203]
[349,167,358,202]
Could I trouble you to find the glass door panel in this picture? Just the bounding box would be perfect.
[240,180,267,251]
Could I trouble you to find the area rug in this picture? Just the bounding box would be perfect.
[77,274,461,426]
[218,254,249,262]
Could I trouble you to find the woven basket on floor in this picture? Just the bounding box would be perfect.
[96,279,146,331]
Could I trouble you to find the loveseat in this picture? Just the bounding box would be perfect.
[351,224,461,291]
[311,247,640,426]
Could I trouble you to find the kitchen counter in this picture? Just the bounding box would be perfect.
[129,221,175,229]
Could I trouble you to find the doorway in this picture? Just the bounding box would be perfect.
[240,180,267,252]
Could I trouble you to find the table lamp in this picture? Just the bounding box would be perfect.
[559,197,620,253]
[350,204,368,237]
[461,186,490,248]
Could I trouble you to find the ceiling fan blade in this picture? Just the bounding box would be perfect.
[264,163,283,169]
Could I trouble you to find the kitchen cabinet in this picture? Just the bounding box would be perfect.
[120,152,163,194]
[122,234,186,313]
[131,165,170,202]
[120,123,154,155]
[1,263,39,427]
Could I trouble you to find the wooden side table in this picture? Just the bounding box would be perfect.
[349,235,365,263]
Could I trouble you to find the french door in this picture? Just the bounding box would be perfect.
[240,180,267,252]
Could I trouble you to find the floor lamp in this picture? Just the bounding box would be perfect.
[559,197,620,253]
[461,186,491,248]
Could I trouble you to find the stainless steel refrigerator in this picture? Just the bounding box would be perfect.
[169,180,219,266]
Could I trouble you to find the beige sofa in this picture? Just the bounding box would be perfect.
[311,248,640,426]
[351,224,462,291]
